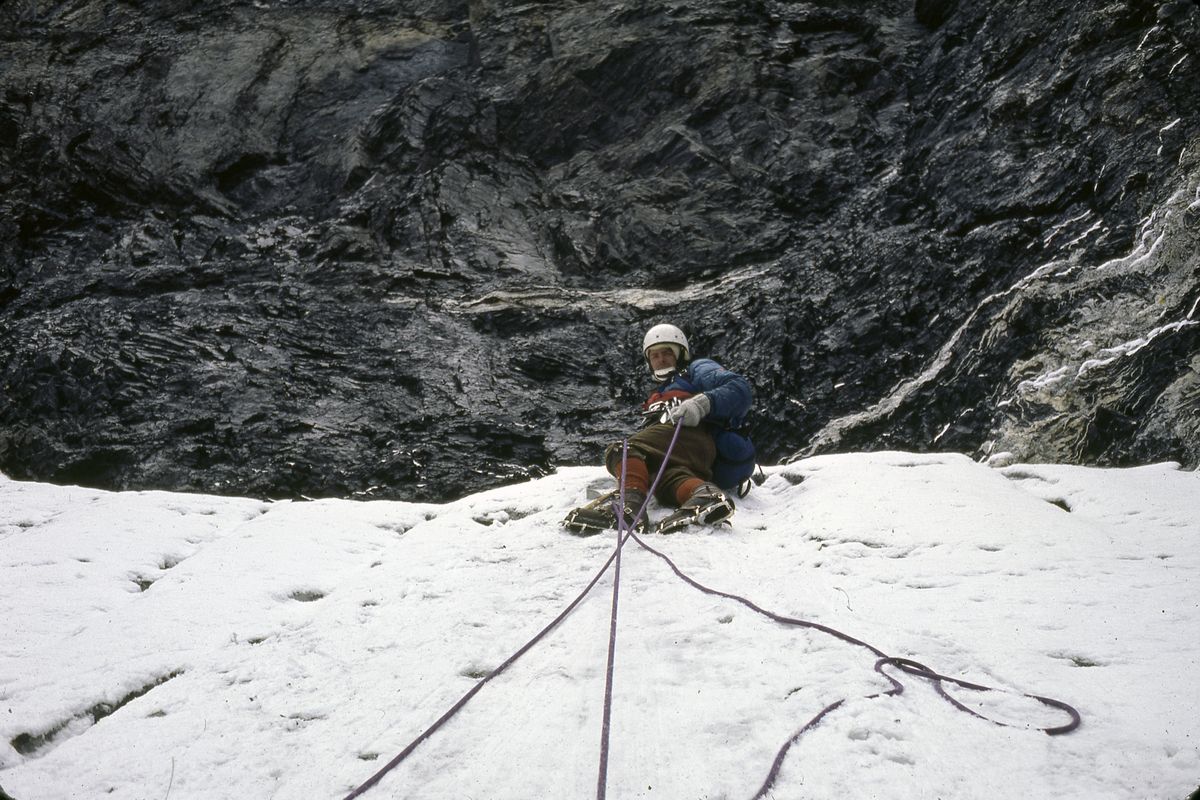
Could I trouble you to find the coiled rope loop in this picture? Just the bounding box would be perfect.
[627,532,1082,799]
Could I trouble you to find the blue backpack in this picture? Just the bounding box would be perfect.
[711,425,758,496]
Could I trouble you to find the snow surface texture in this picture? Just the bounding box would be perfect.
[1,453,1197,800]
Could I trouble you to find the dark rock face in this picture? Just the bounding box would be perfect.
[1,0,1197,501]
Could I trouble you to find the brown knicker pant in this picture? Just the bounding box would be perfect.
[604,423,716,508]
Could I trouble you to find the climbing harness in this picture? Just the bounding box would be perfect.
[342,421,1081,798]
[642,396,684,425]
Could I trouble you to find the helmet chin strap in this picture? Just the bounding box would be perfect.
[651,366,679,381]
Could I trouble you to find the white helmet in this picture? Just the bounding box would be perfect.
[642,323,690,379]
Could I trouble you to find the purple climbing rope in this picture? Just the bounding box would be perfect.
[594,440,628,800]
[341,542,623,799]
[628,531,1083,799]
[343,421,684,800]
[343,419,1080,799]
[596,422,684,800]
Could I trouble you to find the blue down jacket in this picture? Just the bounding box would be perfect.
[644,358,756,490]
[643,358,753,426]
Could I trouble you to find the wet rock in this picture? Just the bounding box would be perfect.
[1,0,1197,501]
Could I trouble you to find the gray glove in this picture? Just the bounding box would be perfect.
[666,393,711,427]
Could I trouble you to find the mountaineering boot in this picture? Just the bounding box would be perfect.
[654,483,735,534]
[562,489,648,536]
[618,489,648,530]
[562,490,617,536]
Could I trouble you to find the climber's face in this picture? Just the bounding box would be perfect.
[646,345,677,373]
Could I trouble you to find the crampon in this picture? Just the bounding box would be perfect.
[562,490,647,536]
[654,486,735,534]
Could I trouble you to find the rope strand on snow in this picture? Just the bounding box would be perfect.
[596,423,683,800]
[343,422,683,800]
[594,440,628,800]
[341,543,623,799]
[343,433,1080,799]
[628,532,1083,799]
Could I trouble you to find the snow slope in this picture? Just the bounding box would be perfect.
[1,453,1197,800]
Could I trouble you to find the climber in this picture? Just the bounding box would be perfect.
[564,323,753,535]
